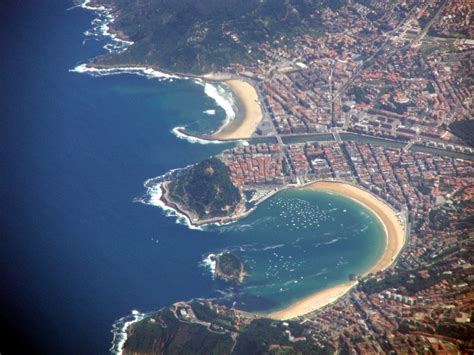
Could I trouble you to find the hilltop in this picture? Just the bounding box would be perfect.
[163,157,243,224]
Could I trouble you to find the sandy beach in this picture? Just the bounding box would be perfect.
[267,181,405,320]
[267,281,357,320]
[212,79,263,140]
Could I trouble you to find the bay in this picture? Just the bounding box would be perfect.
[0,1,386,353]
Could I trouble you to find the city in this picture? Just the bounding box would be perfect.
[206,0,474,352]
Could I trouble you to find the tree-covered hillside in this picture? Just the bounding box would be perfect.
[169,157,241,219]
[90,0,347,74]
[123,304,326,354]
[123,308,234,354]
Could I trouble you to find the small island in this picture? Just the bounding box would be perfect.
[161,157,245,226]
[212,252,246,283]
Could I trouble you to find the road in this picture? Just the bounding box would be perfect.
[334,1,447,100]
[247,0,470,181]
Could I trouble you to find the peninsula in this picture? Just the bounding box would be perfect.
[161,157,244,226]
[121,301,322,354]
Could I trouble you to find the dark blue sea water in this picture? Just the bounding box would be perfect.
[0,2,385,354]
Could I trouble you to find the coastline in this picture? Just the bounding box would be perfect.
[79,0,405,331]
[266,180,405,320]
[77,1,265,143]
[156,178,405,321]
[159,181,250,227]
[306,181,405,275]
[266,281,357,320]
[212,80,263,140]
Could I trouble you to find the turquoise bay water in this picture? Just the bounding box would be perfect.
[0,1,385,353]
[206,189,386,312]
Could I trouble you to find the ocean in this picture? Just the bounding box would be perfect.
[0,1,385,354]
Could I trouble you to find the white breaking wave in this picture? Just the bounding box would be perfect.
[171,126,226,145]
[80,0,134,54]
[169,79,240,143]
[75,1,244,144]
[194,79,237,134]
[73,1,181,81]
[205,82,235,116]
[138,169,244,230]
[201,254,217,277]
[110,310,147,355]
[70,63,179,81]
[142,178,204,231]
[204,82,236,134]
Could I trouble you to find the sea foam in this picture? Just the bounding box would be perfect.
[75,1,242,143]
[169,79,239,143]
[73,1,181,81]
[141,178,204,231]
[205,82,236,122]
[70,63,180,81]
[200,80,237,134]
[201,253,217,277]
[110,310,147,355]
[80,0,133,54]
[171,126,226,145]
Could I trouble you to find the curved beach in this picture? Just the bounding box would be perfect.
[212,79,263,140]
[267,181,405,320]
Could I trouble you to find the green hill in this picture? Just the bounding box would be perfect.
[168,157,242,220]
[123,303,326,354]
[88,0,348,74]
[123,308,234,354]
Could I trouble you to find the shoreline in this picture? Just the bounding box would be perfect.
[213,253,247,283]
[159,181,250,227]
[78,2,265,141]
[306,181,405,275]
[80,0,405,327]
[156,178,405,321]
[212,80,263,140]
[266,281,358,320]
[77,0,411,350]
[266,180,405,320]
